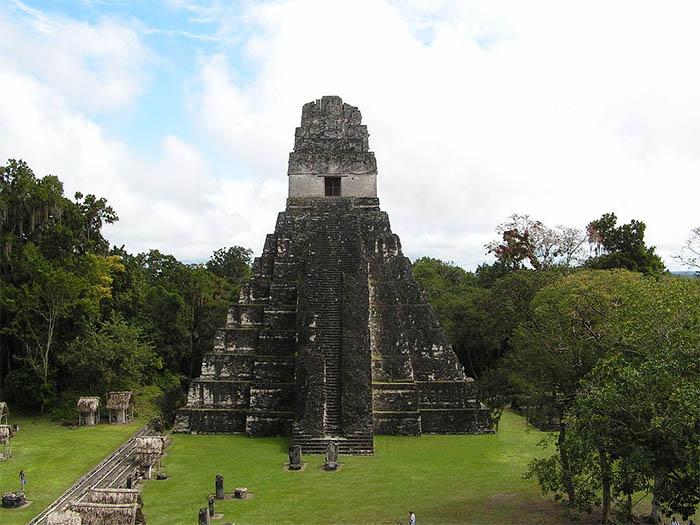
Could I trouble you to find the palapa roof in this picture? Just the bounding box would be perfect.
[0,425,11,444]
[68,502,137,525]
[135,436,165,465]
[134,436,165,454]
[106,391,132,410]
[87,488,141,505]
[46,510,82,525]
[77,397,100,413]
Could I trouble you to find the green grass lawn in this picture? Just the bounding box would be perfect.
[0,416,143,525]
[142,411,570,524]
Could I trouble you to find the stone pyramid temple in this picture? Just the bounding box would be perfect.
[174,96,491,453]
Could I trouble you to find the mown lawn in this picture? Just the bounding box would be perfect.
[0,416,143,525]
[142,410,570,524]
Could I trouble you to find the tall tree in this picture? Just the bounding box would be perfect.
[524,273,700,522]
[206,246,252,301]
[586,212,665,274]
[515,270,644,508]
[0,159,121,405]
[2,244,121,409]
[0,159,64,263]
[675,226,700,271]
[486,214,586,271]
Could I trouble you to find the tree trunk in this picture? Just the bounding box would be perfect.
[40,311,56,414]
[557,411,576,507]
[650,477,661,524]
[623,492,633,523]
[598,447,611,524]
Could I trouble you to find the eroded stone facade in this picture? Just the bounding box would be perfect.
[174,96,491,453]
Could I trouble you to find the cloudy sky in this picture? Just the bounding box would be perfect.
[1,0,698,271]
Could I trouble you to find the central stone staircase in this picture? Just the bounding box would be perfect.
[291,206,374,454]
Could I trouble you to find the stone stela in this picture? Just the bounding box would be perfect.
[175,96,491,454]
[288,445,302,470]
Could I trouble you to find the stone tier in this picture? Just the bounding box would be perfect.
[175,228,299,435]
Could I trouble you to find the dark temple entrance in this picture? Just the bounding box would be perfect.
[325,177,340,196]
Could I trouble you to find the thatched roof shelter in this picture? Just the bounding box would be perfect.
[87,488,141,506]
[46,510,82,525]
[77,397,100,413]
[106,392,132,410]
[0,425,11,444]
[134,436,165,466]
[69,502,137,525]
[134,436,164,455]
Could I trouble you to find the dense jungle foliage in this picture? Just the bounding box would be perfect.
[412,215,699,523]
[0,159,251,421]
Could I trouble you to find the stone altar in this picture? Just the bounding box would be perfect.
[175,96,491,454]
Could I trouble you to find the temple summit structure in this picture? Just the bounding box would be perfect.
[174,96,491,453]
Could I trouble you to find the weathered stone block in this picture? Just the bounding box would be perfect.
[213,328,259,352]
[248,281,271,304]
[372,383,418,412]
[372,412,421,436]
[252,357,295,382]
[419,407,492,434]
[417,381,477,409]
[263,307,296,330]
[269,283,297,305]
[200,354,254,380]
[257,330,296,356]
[227,304,264,327]
[371,355,414,382]
[215,474,224,499]
[186,380,250,408]
[252,253,275,280]
[273,260,302,281]
[178,409,246,434]
[249,386,294,411]
[245,412,292,436]
[288,445,302,469]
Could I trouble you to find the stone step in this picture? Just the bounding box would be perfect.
[290,437,374,455]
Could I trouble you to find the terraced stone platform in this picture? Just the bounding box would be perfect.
[174,96,491,453]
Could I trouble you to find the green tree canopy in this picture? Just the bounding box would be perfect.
[586,212,665,275]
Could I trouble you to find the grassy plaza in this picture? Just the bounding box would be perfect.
[141,410,567,524]
[0,417,142,525]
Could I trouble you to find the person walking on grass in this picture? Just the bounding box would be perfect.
[19,470,26,493]
[409,510,416,524]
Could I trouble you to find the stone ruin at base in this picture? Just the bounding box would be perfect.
[174,96,491,454]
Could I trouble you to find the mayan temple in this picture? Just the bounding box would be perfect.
[174,96,491,453]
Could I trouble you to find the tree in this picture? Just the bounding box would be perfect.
[486,214,586,271]
[1,243,121,409]
[515,270,644,509]
[206,246,252,299]
[0,159,64,263]
[675,226,700,271]
[60,314,161,393]
[586,212,665,275]
[413,257,493,378]
[0,159,121,406]
[523,273,700,522]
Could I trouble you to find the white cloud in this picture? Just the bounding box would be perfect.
[0,2,150,113]
[188,0,700,269]
[0,51,276,263]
